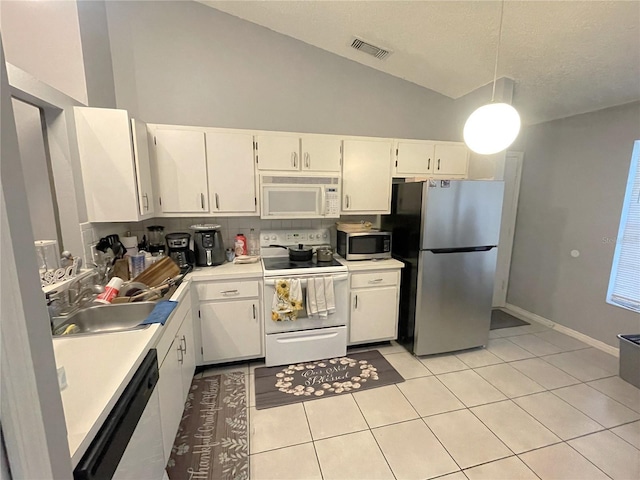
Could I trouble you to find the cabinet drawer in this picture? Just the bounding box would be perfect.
[350,271,399,289]
[195,281,259,301]
[156,291,191,365]
[265,326,347,367]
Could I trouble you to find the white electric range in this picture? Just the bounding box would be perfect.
[261,229,348,366]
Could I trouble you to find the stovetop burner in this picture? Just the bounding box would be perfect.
[262,257,343,271]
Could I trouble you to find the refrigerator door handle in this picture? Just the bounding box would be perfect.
[429,246,496,254]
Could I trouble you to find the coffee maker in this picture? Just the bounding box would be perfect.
[191,224,225,266]
[166,232,195,272]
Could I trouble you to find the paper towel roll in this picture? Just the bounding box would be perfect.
[121,236,138,256]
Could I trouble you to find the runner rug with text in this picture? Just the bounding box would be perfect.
[167,373,248,480]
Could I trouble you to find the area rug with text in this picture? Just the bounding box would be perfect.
[254,350,405,410]
[167,373,248,480]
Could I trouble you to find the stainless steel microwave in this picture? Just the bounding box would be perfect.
[337,231,392,261]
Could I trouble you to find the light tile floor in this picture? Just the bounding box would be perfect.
[197,324,640,479]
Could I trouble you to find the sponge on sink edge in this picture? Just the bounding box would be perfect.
[139,300,178,326]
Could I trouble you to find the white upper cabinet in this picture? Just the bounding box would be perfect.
[74,107,154,222]
[131,118,154,216]
[342,138,393,214]
[300,134,342,172]
[256,133,342,173]
[434,143,469,176]
[255,134,300,171]
[393,140,469,178]
[206,131,257,215]
[395,140,436,175]
[153,129,209,213]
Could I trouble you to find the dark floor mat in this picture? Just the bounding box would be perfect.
[491,309,529,330]
[167,373,248,480]
[254,350,404,410]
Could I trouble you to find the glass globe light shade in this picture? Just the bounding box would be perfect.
[463,103,521,155]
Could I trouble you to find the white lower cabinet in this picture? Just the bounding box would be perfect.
[157,294,195,462]
[349,270,400,345]
[195,279,263,364]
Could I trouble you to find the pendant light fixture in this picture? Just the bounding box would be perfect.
[464,0,520,155]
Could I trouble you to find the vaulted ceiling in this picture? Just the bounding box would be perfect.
[200,0,640,125]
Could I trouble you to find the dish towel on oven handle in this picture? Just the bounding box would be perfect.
[271,278,303,322]
[306,276,335,318]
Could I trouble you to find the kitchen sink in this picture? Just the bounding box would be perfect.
[52,302,157,337]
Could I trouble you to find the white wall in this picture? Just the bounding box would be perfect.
[508,101,640,346]
[105,0,456,140]
[0,0,87,105]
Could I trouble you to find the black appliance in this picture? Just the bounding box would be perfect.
[166,232,194,272]
[191,224,225,267]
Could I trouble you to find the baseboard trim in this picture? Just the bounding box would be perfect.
[504,303,619,358]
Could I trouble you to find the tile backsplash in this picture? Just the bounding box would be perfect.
[80,215,380,261]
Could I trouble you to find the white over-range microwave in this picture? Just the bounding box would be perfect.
[260,174,340,219]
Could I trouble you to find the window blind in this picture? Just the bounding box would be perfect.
[607,141,640,313]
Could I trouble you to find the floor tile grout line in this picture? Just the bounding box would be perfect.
[301,402,325,480]
[546,383,640,430]
[469,363,547,399]
[606,423,640,451]
[467,398,563,454]
[560,438,617,479]
[584,378,640,414]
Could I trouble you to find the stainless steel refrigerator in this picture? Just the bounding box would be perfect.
[381,180,504,356]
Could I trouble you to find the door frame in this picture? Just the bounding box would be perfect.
[493,151,524,307]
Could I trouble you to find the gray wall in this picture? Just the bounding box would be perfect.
[508,101,640,346]
[77,0,117,108]
[105,0,456,140]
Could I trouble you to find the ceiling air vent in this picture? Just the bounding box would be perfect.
[350,37,392,60]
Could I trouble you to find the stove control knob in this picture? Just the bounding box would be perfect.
[323,233,328,238]
[263,235,269,241]
[271,235,277,240]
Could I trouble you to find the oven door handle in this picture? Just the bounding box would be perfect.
[264,273,348,287]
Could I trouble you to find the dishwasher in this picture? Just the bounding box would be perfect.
[73,349,166,480]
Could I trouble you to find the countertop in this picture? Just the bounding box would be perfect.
[188,260,263,281]
[335,255,405,271]
[53,282,190,468]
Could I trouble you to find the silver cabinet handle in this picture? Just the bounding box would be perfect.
[215,193,220,209]
[368,278,383,284]
[292,151,298,168]
[180,334,187,354]
[201,193,205,209]
[354,294,358,309]
[345,195,350,209]
[252,304,256,320]
[177,341,184,364]
[221,289,239,296]
[143,193,149,211]
[304,152,310,168]
[427,158,431,170]
[437,158,441,170]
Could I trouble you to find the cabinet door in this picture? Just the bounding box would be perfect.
[131,118,154,217]
[179,312,196,400]
[434,144,469,176]
[154,129,209,213]
[74,107,141,222]
[157,336,184,460]
[255,134,300,171]
[207,132,257,214]
[301,135,342,172]
[200,299,262,363]
[350,287,398,344]
[342,139,393,213]
[396,141,435,175]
